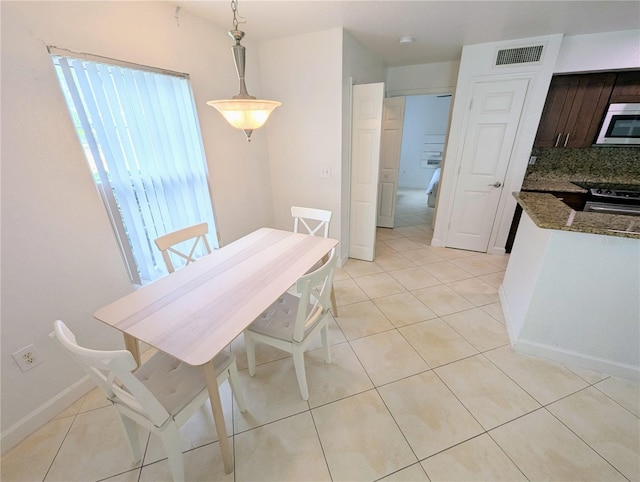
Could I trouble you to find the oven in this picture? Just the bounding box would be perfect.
[578,183,640,217]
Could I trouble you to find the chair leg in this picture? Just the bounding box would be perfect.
[292,346,309,400]
[227,361,247,413]
[118,412,142,463]
[161,424,185,482]
[245,332,257,377]
[330,285,338,317]
[321,322,332,364]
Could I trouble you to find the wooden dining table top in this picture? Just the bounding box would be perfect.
[94,228,338,366]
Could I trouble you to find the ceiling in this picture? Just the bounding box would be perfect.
[171,1,639,67]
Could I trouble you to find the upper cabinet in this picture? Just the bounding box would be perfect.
[609,71,640,103]
[534,73,616,148]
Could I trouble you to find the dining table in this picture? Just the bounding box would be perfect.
[94,227,338,473]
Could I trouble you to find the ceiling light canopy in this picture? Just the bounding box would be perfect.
[207,0,281,142]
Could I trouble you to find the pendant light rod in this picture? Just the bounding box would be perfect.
[207,0,281,142]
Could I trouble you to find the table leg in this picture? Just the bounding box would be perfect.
[123,334,141,368]
[202,361,233,474]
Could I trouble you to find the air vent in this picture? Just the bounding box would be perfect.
[495,45,544,66]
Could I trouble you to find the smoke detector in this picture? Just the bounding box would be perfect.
[399,36,414,45]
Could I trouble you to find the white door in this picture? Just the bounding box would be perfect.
[377,97,405,228]
[447,78,529,251]
[349,82,384,261]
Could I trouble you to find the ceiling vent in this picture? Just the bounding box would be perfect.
[494,44,544,67]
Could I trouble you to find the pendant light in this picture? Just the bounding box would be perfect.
[207,0,281,142]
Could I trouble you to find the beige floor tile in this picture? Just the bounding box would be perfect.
[442,308,509,352]
[305,343,374,408]
[435,355,539,430]
[377,228,404,241]
[373,292,438,327]
[475,252,511,270]
[102,469,142,481]
[427,246,477,260]
[334,300,395,340]
[595,376,640,417]
[447,278,499,306]
[312,390,417,481]
[353,271,406,299]
[413,284,474,316]
[332,265,350,281]
[490,408,627,481]
[52,396,85,421]
[350,330,429,386]
[479,302,505,324]
[484,345,589,405]
[384,237,426,252]
[1,417,74,482]
[478,271,505,288]
[451,256,503,276]
[144,384,234,464]
[79,386,113,412]
[548,387,640,480]
[421,260,474,283]
[378,371,483,459]
[387,266,442,291]
[400,247,445,265]
[233,358,309,432]
[406,235,433,248]
[375,241,397,255]
[565,365,610,385]
[45,406,147,481]
[379,463,429,481]
[235,412,330,481]
[341,258,385,277]
[333,278,369,306]
[421,434,527,482]
[399,319,478,367]
[374,251,416,271]
[394,225,427,238]
[231,332,290,370]
[140,440,233,482]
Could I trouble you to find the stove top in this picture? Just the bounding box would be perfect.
[574,182,640,204]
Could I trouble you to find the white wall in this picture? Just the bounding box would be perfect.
[555,29,640,74]
[1,1,273,449]
[259,29,343,245]
[501,211,640,381]
[386,61,460,96]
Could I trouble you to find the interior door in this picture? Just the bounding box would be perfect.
[349,82,384,261]
[377,97,405,228]
[446,78,529,252]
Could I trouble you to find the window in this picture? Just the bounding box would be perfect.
[50,48,218,284]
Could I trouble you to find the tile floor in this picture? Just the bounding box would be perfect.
[3,188,639,481]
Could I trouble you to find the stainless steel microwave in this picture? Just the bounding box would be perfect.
[595,103,640,145]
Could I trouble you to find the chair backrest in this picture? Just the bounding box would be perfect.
[52,320,171,427]
[291,206,332,238]
[154,223,211,273]
[293,249,337,342]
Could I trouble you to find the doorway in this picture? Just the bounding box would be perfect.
[393,93,452,228]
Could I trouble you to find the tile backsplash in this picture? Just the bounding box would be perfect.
[526,147,640,183]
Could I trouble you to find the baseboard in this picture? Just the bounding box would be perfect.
[497,285,517,346]
[513,338,640,383]
[1,376,94,454]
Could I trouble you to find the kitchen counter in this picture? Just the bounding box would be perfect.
[514,192,640,238]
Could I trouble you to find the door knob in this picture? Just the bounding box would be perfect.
[489,182,502,188]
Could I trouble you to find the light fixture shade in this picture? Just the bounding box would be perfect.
[207,98,281,130]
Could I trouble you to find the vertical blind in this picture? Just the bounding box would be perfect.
[52,52,217,284]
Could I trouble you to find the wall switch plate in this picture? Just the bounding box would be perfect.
[320,167,331,178]
[12,343,43,372]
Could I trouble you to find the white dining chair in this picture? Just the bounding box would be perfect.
[52,319,245,482]
[154,222,212,273]
[291,206,339,316]
[244,249,337,400]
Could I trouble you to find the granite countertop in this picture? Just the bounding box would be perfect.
[514,192,640,239]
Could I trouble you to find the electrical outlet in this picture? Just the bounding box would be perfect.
[12,343,43,372]
[529,156,537,165]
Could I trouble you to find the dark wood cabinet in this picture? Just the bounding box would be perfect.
[534,73,616,148]
[609,71,640,103]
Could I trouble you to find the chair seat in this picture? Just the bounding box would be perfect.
[248,293,315,342]
[135,350,233,416]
